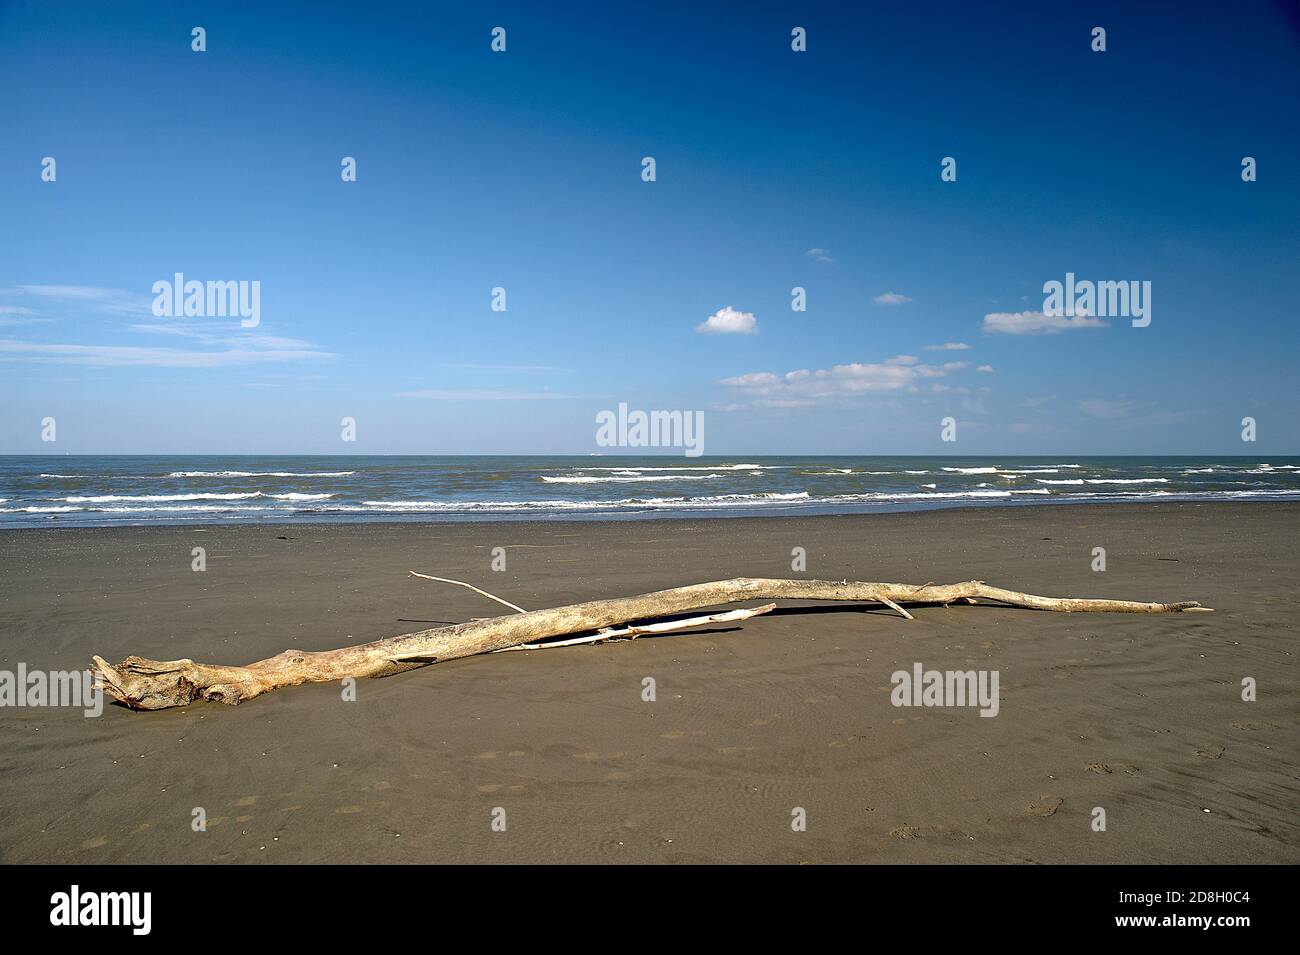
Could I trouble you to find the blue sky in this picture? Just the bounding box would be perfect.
[2,0,1297,454]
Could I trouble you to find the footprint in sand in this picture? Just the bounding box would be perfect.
[1026,796,1063,817]
[80,836,108,849]
[1196,746,1226,760]
[1086,762,1140,775]
[335,805,363,814]
[1230,720,1274,731]
[230,795,257,807]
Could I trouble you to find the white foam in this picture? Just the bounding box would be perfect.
[165,470,355,478]
[579,463,772,472]
[63,492,263,503]
[541,474,722,484]
[1084,478,1168,485]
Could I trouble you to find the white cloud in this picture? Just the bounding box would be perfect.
[805,248,834,263]
[0,305,49,327]
[0,286,333,368]
[720,354,967,407]
[0,339,333,368]
[976,364,994,372]
[924,341,970,351]
[873,292,912,306]
[982,310,1106,334]
[401,389,574,401]
[6,285,149,315]
[696,306,757,335]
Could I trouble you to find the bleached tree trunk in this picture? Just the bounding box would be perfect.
[92,577,1209,711]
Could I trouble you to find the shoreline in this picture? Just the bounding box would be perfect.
[2,502,1297,863]
[5,494,1300,533]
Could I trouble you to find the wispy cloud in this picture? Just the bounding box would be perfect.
[873,292,912,306]
[6,284,150,315]
[0,340,333,368]
[925,341,970,351]
[0,285,332,368]
[0,305,49,327]
[983,310,1106,334]
[401,389,575,401]
[976,364,994,372]
[696,305,757,335]
[720,355,967,407]
[805,248,834,263]
[433,362,567,373]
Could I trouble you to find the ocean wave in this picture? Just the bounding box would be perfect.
[580,463,773,472]
[63,492,264,503]
[1036,479,1085,485]
[1,505,84,513]
[164,470,355,478]
[1084,478,1168,485]
[541,473,722,483]
[644,492,810,506]
[38,473,84,479]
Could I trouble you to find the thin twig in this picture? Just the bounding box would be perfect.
[408,571,527,614]
[879,597,914,620]
[495,604,778,652]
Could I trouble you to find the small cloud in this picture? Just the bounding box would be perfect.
[805,248,834,263]
[719,354,965,407]
[983,311,1106,334]
[873,292,912,306]
[976,364,994,373]
[696,306,757,335]
[924,342,970,351]
[401,389,574,401]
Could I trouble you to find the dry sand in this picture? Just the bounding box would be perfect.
[1,502,1296,863]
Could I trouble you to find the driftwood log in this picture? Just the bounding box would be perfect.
[92,577,1211,711]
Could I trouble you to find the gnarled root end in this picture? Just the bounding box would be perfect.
[92,655,269,710]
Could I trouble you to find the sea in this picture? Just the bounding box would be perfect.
[1,455,1298,529]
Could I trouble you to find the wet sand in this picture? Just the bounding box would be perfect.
[1,502,1296,863]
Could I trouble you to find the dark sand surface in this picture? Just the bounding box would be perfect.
[1,503,1296,864]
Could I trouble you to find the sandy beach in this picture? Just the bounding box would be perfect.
[1,502,1296,864]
